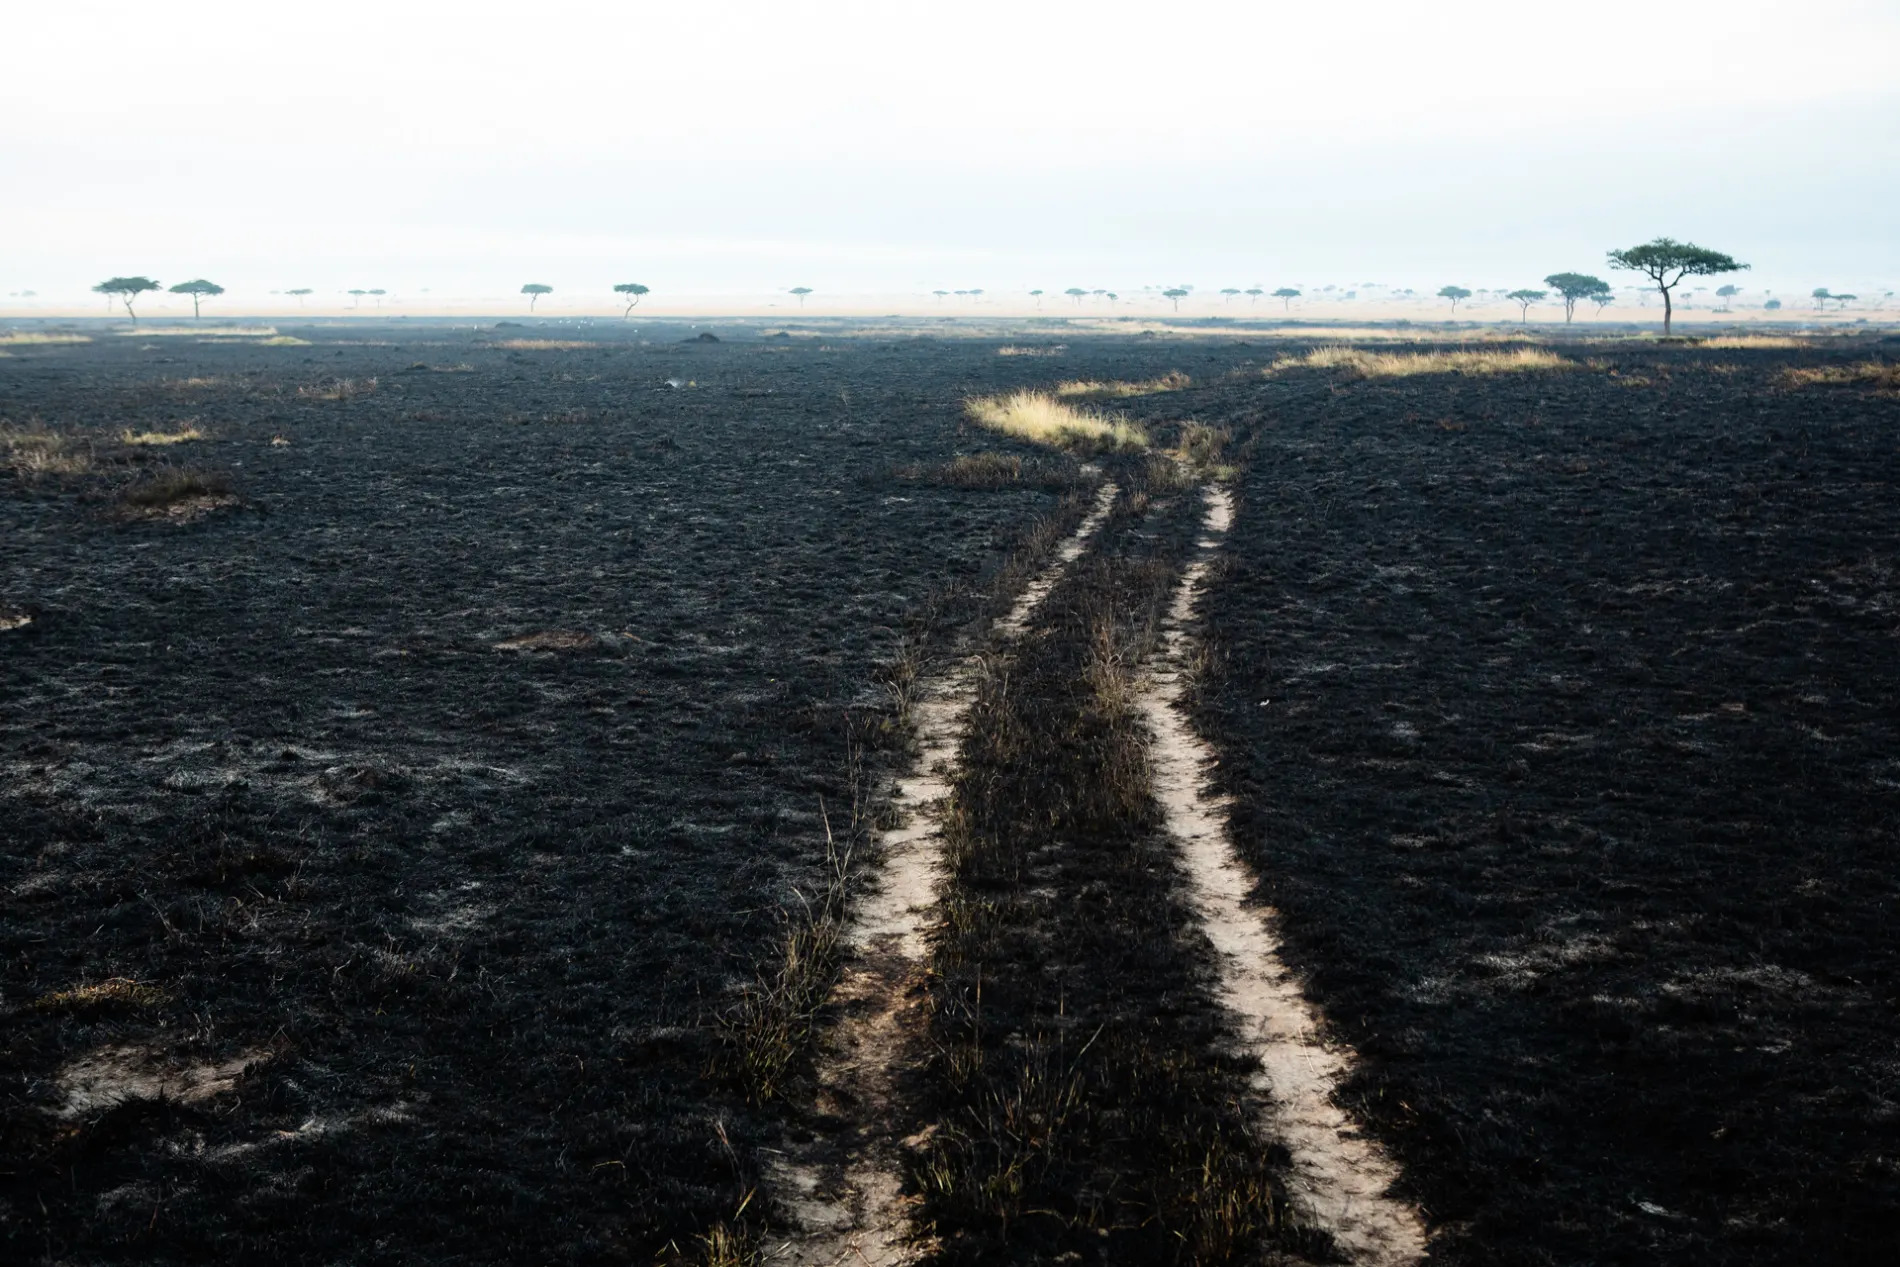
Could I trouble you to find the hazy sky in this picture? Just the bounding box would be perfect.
[6,0,1897,305]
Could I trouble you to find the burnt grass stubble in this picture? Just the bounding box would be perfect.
[1184,343,1900,1264]
[2,324,1896,1263]
[907,451,1336,1266]
[0,326,1194,1265]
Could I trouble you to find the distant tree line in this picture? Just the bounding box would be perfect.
[66,239,1813,335]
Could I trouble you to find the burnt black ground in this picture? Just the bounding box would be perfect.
[0,324,1214,1264]
[5,323,1899,1264]
[1180,343,1900,1264]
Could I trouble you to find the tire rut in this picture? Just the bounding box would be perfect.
[1137,484,1427,1266]
[765,480,1120,1265]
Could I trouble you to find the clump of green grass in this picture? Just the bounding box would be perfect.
[966,391,1148,453]
[1271,344,1571,377]
[1054,370,1190,399]
[120,468,232,510]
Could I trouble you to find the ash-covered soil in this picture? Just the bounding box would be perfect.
[0,324,1220,1264]
[1183,342,1900,1264]
[7,322,1899,1265]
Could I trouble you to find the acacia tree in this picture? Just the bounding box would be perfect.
[1437,285,1471,314]
[1220,287,1241,302]
[521,283,552,311]
[1591,289,1616,317]
[1543,272,1611,324]
[1715,284,1739,310]
[93,276,160,322]
[168,279,224,320]
[789,287,813,307]
[1833,293,1857,311]
[286,288,313,307]
[1162,288,1189,312]
[348,289,367,308]
[1246,287,1263,304]
[613,282,649,316]
[932,289,949,303]
[1812,287,1832,310]
[1764,298,1782,311]
[1272,286,1301,310]
[1606,237,1748,335]
[1064,287,1087,305]
[1029,288,1044,307]
[1506,288,1547,323]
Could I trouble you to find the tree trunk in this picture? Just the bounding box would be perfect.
[192,295,201,319]
[1662,286,1673,335]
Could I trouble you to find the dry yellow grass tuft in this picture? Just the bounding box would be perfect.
[1781,361,1900,391]
[0,332,91,346]
[123,427,205,445]
[496,339,598,350]
[1055,371,1191,399]
[1,427,91,477]
[965,391,1149,453]
[1271,345,1572,377]
[122,326,278,339]
[297,377,378,401]
[35,978,168,1012]
[260,335,311,347]
[1701,335,1809,349]
[159,376,225,391]
[997,344,1067,357]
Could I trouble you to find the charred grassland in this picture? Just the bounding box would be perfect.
[909,458,1331,1266]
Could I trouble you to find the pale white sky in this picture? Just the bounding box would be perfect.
[4,0,1897,308]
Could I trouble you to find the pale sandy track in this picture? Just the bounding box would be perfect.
[1136,484,1428,1266]
[764,481,1119,1266]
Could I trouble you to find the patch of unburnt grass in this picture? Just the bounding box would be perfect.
[911,470,1327,1265]
[1,425,94,478]
[894,451,1085,492]
[0,332,91,346]
[296,376,378,401]
[33,978,169,1013]
[121,426,205,445]
[1054,370,1191,399]
[117,467,235,517]
[966,391,1149,455]
[1781,359,1900,392]
[715,807,859,1106]
[1270,345,1570,377]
